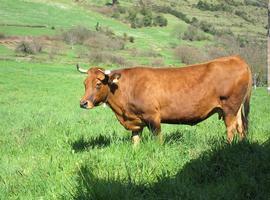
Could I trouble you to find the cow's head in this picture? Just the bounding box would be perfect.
[77,64,121,109]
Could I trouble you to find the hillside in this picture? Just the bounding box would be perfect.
[0,0,267,72]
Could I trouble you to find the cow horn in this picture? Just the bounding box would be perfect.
[76,64,88,74]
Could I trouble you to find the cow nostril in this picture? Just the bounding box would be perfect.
[80,100,88,108]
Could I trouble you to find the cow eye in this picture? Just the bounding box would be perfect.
[96,82,102,89]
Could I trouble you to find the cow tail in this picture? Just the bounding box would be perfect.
[241,68,252,134]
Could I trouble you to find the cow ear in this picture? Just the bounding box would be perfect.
[110,73,121,84]
[97,72,106,81]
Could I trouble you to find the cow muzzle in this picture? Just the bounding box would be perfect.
[80,100,94,109]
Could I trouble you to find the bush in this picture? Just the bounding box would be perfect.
[84,35,125,50]
[244,0,267,8]
[62,26,94,45]
[214,35,267,86]
[205,45,228,59]
[151,58,164,67]
[15,40,42,54]
[88,51,128,66]
[152,5,190,24]
[153,15,168,27]
[197,21,218,35]
[174,45,209,65]
[142,14,153,26]
[112,12,120,19]
[129,36,135,43]
[182,25,209,41]
[234,10,253,22]
[0,33,5,39]
[62,26,126,50]
[127,9,138,22]
[196,1,232,12]
[116,5,126,14]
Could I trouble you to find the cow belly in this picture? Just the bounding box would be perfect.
[160,100,220,125]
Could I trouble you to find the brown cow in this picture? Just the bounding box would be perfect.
[77,55,252,144]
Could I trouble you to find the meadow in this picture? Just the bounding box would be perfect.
[0,0,269,199]
[0,60,270,199]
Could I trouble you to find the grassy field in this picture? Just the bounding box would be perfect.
[0,60,270,199]
[0,0,269,199]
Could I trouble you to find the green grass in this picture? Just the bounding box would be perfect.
[0,60,269,199]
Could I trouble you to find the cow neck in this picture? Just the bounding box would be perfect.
[106,91,124,116]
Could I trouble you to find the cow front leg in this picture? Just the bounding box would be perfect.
[132,129,142,146]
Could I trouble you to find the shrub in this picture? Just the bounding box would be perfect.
[84,35,125,50]
[182,25,209,41]
[142,14,153,26]
[151,58,164,67]
[174,45,209,65]
[116,5,126,14]
[88,51,128,66]
[215,35,267,86]
[205,45,228,59]
[140,7,152,17]
[0,33,5,39]
[129,36,135,43]
[15,40,42,54]
[153,15,168,27]
[152,5,190,24]
[62,26,126,50]
[244,0,267,8]
[127,9,138,22]
[196,1,232,12]
[197,21,218,35]
[234,10,253,22]
[62,26,94,45]
[112,12,120,19]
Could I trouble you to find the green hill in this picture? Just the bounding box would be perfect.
[0,0,267,70]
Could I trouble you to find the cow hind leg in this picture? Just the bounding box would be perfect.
[146,117,163,144]
[236,105,246,140]
[224,114,238,143]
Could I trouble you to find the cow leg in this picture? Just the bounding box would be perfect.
[132,130,142,146]
[236,105,246,140]
[147,118,162,144]
[224,114,237,143]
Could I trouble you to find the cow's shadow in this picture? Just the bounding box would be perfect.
[73,139,270,200]
[72,130,184,152]
[71,134,130,152]
[164,130,184,144]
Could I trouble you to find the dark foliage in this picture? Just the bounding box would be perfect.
[62,26,126,50]
[182,25,209,41]
[0,32,5,39]
[153,15,168,27]
[196,1,232,12]
[244,0,268,8]
[153,5,190,24]
[15,40,42,54]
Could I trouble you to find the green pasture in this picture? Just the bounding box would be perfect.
[0,60,269,199]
